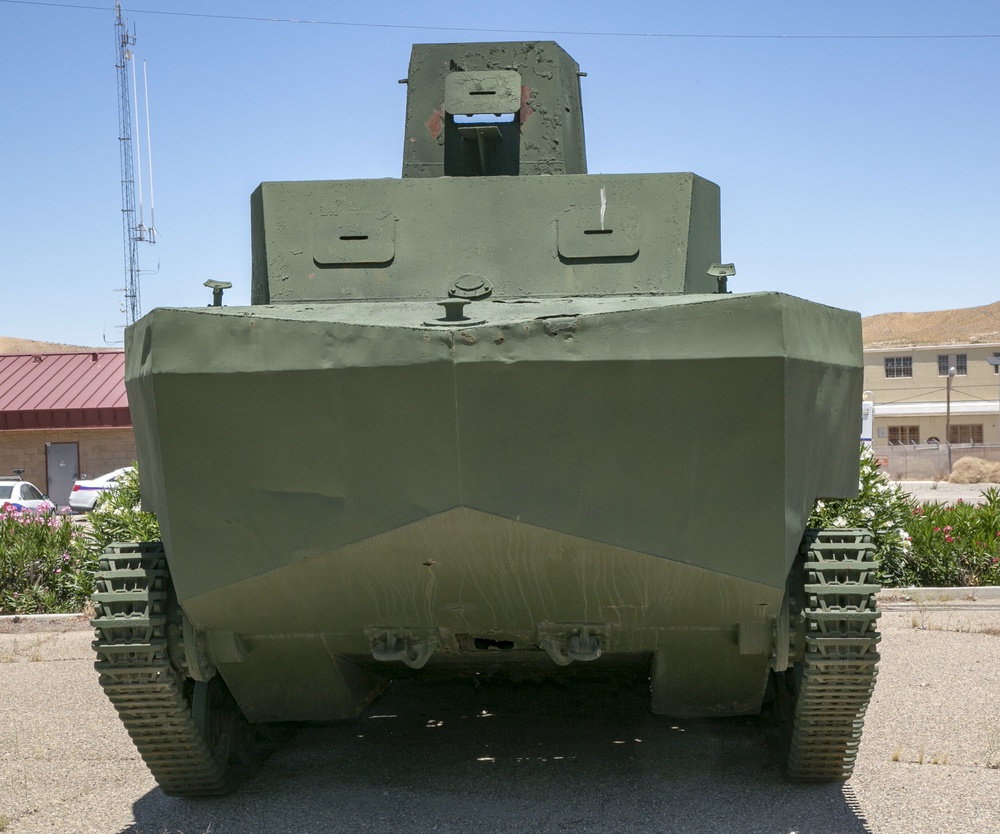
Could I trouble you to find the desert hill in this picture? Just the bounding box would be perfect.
[0,337,100,354]
[862,300,1000,348]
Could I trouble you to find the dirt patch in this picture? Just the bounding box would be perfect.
[895,480,997,505]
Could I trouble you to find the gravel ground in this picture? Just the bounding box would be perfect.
[2,605,999,834]
[894,480,999,506]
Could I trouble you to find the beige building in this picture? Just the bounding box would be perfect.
[863,301,1000,461]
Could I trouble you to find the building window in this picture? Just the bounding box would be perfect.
[948,424,983,444]
[938,354,968,376]
[888,425,920,445]
[995,352,1000,374]
[884,357,912,378]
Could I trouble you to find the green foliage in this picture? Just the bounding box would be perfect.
[810,446,1000,587]
[810,445,917,587]
[85,465,160,552]
[0,464,161,615]
[0,506,95,614]
[903,489,1000,587]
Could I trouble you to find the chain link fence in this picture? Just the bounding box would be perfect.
[882,443,1000,480]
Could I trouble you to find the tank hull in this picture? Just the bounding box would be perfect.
[125,291,861,721]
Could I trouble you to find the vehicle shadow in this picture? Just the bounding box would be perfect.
[123,674,872,834]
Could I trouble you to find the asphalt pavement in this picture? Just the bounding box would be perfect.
[1,602,999,834]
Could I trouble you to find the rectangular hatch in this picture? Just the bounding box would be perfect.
[557,206,639,260]
[312,212,395,266]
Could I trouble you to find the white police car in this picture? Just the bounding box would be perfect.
[69,467,132,513]
[0,477,56,513]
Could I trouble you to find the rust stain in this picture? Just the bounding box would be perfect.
[519,85,534,125]
[426,107,444,140]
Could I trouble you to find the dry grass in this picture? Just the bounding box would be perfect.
[0,635,59,663]
[949,456,1000,484]
[985,722,1000,768]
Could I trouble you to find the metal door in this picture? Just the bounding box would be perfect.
[45,442,79,511]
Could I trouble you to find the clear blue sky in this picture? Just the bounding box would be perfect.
[1,1,998,347]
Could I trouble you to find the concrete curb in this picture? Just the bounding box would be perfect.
[878,585,1000,601]
[0,612,88,623]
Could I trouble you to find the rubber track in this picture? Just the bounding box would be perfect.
[787,528,881,781]
[91,543,230,796]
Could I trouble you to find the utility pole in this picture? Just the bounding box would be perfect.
[945,365,956,473]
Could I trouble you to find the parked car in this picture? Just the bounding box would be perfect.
[0,477,55,513]
[69,467,132,513]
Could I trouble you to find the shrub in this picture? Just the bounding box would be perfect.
[85,465,160,552]
[904,489,1000,587]
[0,464,162,615]
[0,507,96,614]
[809,445,917,587]
[810,446,1000,587]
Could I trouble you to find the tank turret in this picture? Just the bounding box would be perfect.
[401,41,587,178]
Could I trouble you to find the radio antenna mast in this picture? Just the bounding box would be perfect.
[114,1,155,326]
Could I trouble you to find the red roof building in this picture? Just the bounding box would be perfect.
[0,351,136,509]
[0,351,131,430]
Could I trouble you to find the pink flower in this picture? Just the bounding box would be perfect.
[945,536,954,543]
[934,527,941,533]
[943,526,953,533]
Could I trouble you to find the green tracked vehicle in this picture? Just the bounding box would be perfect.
[91,41,880,796]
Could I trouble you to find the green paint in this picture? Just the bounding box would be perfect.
[123,42,863,724]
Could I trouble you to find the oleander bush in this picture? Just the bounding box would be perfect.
[809,445,917,587]
[0,464,161,615]
[0,506,95,614]
[904,490,1000,587]
[84,464,160,551]
[810,445,1000,587]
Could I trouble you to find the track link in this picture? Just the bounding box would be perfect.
[783,528,881,781]
[91,542,248,796]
